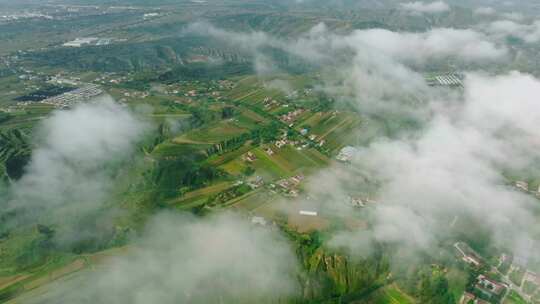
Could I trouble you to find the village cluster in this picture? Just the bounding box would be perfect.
[456,242,540,303]
[38,84,103,108]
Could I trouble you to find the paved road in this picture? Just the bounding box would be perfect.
[492,266,531,303]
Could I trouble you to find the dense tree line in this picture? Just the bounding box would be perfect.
[0,112,11,124]
[0,129,31,181]
[150,155,226,201]
[158,62,252,83]
[396,263,456,304]
[281,229,391,303]
[204,121,281,157]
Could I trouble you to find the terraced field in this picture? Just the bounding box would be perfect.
[231,189,279,211]
[151,141,210,159]
[0,104,55,131]
[184,120,249,143]
[167,181,235,209]
[226,78,284,105]
[299,111,362,152]
[372,285,415,304]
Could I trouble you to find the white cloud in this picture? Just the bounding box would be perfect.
[502,12,524,21]
[345,72,540,255]
[191,22,507,66]
[344,28,507,63]
[400,1,450,14]
[474,6,496,16]
[189,22,507,117]
[5,97,149,241]
[24,213,299,303]
[186,23,539,259]
[487,20,540,43]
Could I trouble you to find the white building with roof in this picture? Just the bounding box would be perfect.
[299,210,318,216]
[63,37,98,47]
[251,216,267,226]
[337,146,357,162]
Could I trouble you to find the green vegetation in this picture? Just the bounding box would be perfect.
[159,62,252,82]
[509,267,526,287]
[0,129,31,180]
[523,280,538,295]
[0,2,531,303]
[371,285,415,304]
[505,290,528,304]
[0,57,393,301]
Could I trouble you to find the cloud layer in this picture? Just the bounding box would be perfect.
[189,22,540,263]
[343,28,506,63]
[3,97,148,241]
[332,72,540,259]
[400,1,450,13]
[189,22,507,115]
[474,6,496,16]
[25,213,299,304]
[487,20,540,43]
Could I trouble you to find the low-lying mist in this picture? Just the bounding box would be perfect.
[1,96,149,246]
[22,212,300,304]
[4,7,540,301]
[190,19,540,268]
